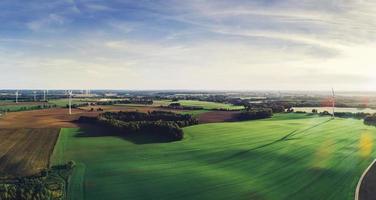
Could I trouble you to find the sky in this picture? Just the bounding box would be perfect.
[0,0,375,90]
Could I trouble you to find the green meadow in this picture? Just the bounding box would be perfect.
[48,98,91,107]
[51,113,376,200]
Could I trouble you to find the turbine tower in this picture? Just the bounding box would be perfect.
[332,88,335,118]
[33,91,37,102]
[68,90,73,115]
[15,90,19,104]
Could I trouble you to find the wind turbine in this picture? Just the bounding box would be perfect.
[68,90,73,115]
[33,91,37,102]
[15,90,19,104]
[332,88,335,118]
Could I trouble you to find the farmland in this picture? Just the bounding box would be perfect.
[0,108,98,128]
[0,128,59,177]
[81,104,176,113]
[51,113,376,200]
[151,100,243,110]
[197,111,240,123]
[176,100,244,110]
[0,101,52,112]
[48,98,92,107]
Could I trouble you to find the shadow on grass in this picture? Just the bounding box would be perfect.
[211,119,333,164]
[73,123,177,144]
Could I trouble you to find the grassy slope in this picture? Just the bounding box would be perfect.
[52,113,376,200]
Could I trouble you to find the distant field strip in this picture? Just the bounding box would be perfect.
[49,98,90,107]
[153,100,244,110]
[0,128,59,177]
[0,102,50,112]
[178,100,244,110]
[52,114,376,200]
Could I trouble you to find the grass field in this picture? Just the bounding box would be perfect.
[152,100,174,107]
[48,98,91,107]
[177,100,244,110]
[0,128,60,177]
[51,114,376,200]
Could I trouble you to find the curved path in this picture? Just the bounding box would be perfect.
[356,159,376,200]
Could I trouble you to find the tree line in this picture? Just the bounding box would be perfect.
[165,103,204,110]
[235,108,273,121]
[298,109,376,128]
[96,98,153,106]
[79,111,198,141]
[165,103,244,111]
[364,114,376,126]
[238,101,288,114]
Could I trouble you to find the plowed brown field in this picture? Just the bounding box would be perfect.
[0,128,59,177]
[0,108,98,128]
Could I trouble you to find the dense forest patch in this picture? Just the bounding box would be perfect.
[78,111,198,141]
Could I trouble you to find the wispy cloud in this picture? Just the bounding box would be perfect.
[0,0,375,90]
[84,3,115,12]
[27,14,66,31]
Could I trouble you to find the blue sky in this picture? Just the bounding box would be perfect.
[0,0,375,90]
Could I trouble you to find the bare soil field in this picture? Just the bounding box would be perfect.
[0,128,59,177]
[0,108,98,128]
[197,111,240,123]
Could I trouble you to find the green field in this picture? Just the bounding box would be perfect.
[177,100,243,110]
[51,114,376,200]
[48,98,90,107]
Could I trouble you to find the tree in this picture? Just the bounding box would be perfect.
[364,114,376,126]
